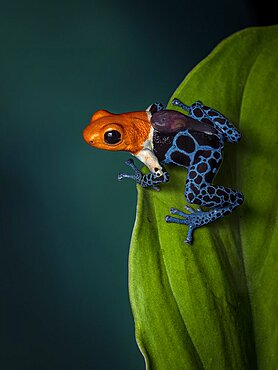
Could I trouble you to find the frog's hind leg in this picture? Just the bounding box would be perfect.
[165,158,244,244]
[172,98,241,144]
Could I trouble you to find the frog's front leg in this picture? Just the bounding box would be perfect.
[118,158,169,191]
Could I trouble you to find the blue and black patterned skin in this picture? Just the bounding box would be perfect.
[120,98,244,244]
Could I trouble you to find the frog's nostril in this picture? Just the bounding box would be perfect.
[89,140,94,144]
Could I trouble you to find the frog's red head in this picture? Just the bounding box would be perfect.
[83,109,151,155]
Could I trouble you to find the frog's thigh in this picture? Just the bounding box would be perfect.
[185,148,223,205]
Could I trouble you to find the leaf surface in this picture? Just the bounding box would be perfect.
[129,26,278,370]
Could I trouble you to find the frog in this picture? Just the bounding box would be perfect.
[83,98,244,244]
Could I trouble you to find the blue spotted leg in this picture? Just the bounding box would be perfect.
[166,183,244,244]
[172,98,241,143]
[162,128,243,244]
[118,159,169,191]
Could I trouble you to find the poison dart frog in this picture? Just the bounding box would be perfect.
[83,98,244,244]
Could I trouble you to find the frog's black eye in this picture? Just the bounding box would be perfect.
[104,130,121,144]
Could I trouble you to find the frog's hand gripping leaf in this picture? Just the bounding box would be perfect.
[150,109,219,136]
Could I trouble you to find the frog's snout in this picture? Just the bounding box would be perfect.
[83,125,96,146]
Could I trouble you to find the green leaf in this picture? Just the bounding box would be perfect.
[129,25,278,370]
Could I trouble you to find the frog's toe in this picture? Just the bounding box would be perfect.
[185,204,195,213]
[118,173,124,181]
[165,215,186,224]
[165,208,189,224]
[185,226,194,244]
[124,158,142,175]
[185,204,202,213]
[117,172,135,181]
[125,158,135,166]
[170,207,188,218]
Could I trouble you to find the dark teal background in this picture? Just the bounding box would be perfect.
[0,1,272,369]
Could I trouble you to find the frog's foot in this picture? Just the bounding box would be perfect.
[165,205,205,244]
[118,158,145,184]
[118,158,168,191]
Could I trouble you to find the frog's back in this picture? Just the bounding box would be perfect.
[152,128,223,168]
